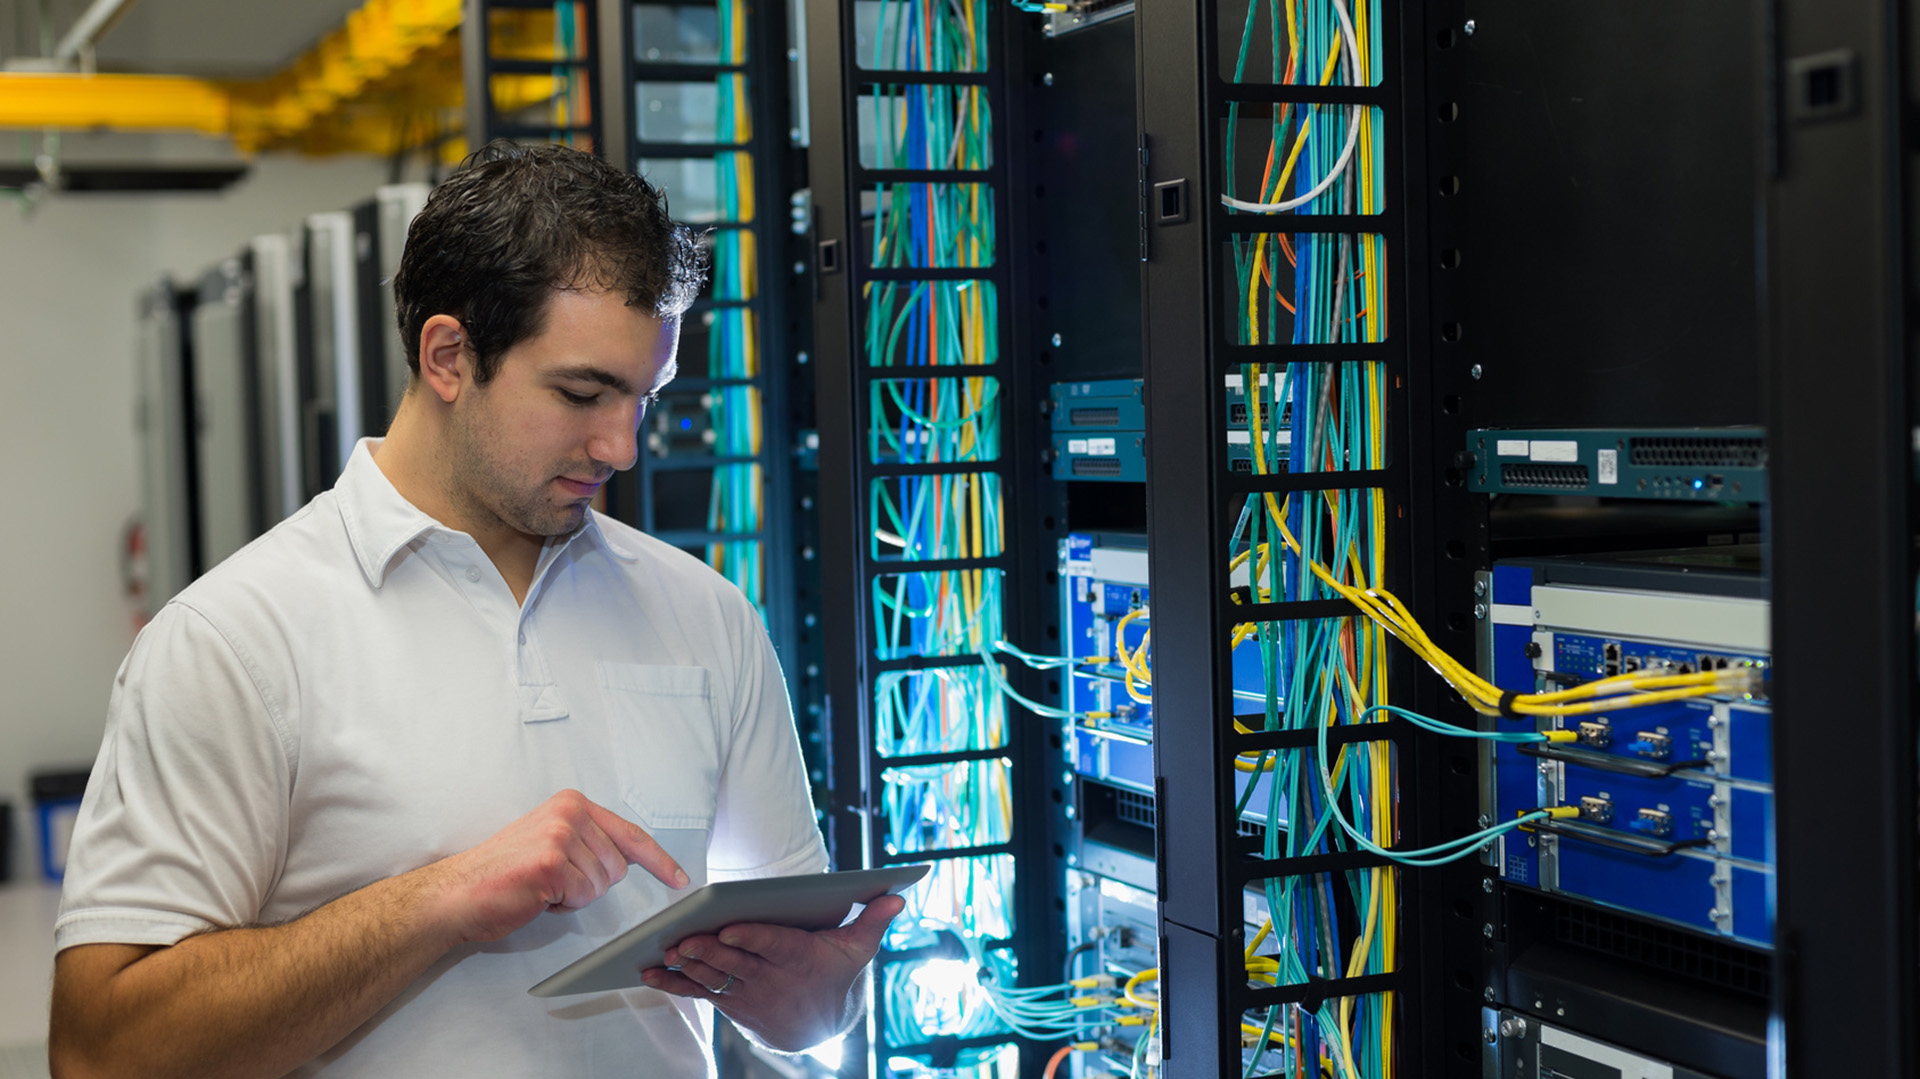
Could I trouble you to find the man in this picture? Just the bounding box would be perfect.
[49,142,900,1078]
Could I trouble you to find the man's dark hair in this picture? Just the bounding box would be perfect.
[393,141,707,384]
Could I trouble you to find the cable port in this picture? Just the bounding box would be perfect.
[1628,732,1672,760]
[1576,721,1612,749]
[1629,808,1673,838]
[1602,642,1621,678]
[1579,796,1614,825]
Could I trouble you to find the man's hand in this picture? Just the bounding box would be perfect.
[425,789,689,943]
[641,893,907,1052]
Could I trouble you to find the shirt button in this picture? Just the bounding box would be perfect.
[518,631,527,645]
[465,567,481,582]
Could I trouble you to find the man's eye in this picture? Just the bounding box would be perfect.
[558,388,598,406]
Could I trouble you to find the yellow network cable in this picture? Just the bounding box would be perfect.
[1234,364,1756,719]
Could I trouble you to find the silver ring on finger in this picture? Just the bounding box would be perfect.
[708,972,737,995]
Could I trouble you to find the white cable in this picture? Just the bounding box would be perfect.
[1218,0,1365,215]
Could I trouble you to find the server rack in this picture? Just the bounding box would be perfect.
[462,0,605,152]
[807,0,1064,1073]
[597,0,818,738]
[1765,3,1918,1074]
[133,280,201,613]
[1137,1,1432,1075]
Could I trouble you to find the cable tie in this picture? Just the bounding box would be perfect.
[1497,689,1522,719]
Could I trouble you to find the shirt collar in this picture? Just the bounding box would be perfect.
[335,439,636,588]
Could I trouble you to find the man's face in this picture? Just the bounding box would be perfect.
[444,288,677,540]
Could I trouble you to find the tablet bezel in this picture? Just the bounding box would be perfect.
[529,863,930,997]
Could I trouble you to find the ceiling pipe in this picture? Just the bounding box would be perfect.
[52,0,142,65]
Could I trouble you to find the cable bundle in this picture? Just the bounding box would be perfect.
[877,666,1008,755]
[885,853,1017,951]
[1219,3,1395,1074]
[549,2,592,149]
[882,758,1014,854]
[1226,0,1385,349]
[870,0,988,73]
[704,0,765,611]
[859,7,1015,1074]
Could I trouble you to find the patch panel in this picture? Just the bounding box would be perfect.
[1052,380,1145,483]
[1222,373,1293,475]
[1488,552,1774,947]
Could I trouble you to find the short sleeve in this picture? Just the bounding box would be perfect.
[706,601,829,882]
[54,602,295,951]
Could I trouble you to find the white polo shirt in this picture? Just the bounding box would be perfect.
[56,439,828,1078]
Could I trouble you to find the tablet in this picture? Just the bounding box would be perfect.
[529,863,930,997]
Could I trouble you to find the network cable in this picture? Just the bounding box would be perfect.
[704,0,766,612]
[859,6,1014,1075]
[1221,3,1395,1073]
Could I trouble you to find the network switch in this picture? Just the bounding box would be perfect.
[1052,380,1146,482]
[1465,427,1767,502]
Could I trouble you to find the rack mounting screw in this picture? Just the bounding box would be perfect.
[1483,986,1496,1002]
[1483,878,1494,893]
[1483,1027,1497,1045]
[1482,923,1494,939]
[1464,19,1477,35]
[1498,1016,1527,1040]
[1051,332,1064,347]
[1470,363,1484,380]
[1473,579,1488,597]
[1473,602,1488,620]
[1043,72,1055,86]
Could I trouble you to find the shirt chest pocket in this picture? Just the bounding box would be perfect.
[597,662,722,833]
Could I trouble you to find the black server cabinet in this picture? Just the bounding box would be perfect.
[1137,1,1437,1076]
[1765,2,1918,1074]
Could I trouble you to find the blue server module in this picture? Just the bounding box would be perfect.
[1486,549,1773,947]
[1060,534,1274,823]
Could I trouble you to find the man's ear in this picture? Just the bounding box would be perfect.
[417,315,468,404]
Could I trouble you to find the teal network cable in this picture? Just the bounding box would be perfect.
[1217,3,1396,1076]
[705,0,765,613]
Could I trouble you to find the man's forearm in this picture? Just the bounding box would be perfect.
[52,862,461,1079]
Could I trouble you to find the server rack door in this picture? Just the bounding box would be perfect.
[191,263,258,570]
[134,283,196,612]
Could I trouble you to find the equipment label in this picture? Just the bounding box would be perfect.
[1496,439,1529,457]
[1067,439,1089,454]
[1087,437,1117,456]
[1530,440,1579,462]
[1596,448,1619,485]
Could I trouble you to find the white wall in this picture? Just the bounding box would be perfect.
[0,152,389,880]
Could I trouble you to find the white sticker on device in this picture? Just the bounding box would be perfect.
[1087,438,1117,456]
[1529,440,1579,463]
[1068,439,1089,454]
[1495,439,1529,457]
[1597,448,1619,484]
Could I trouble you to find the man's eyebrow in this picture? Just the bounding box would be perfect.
[547,365,635,395]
